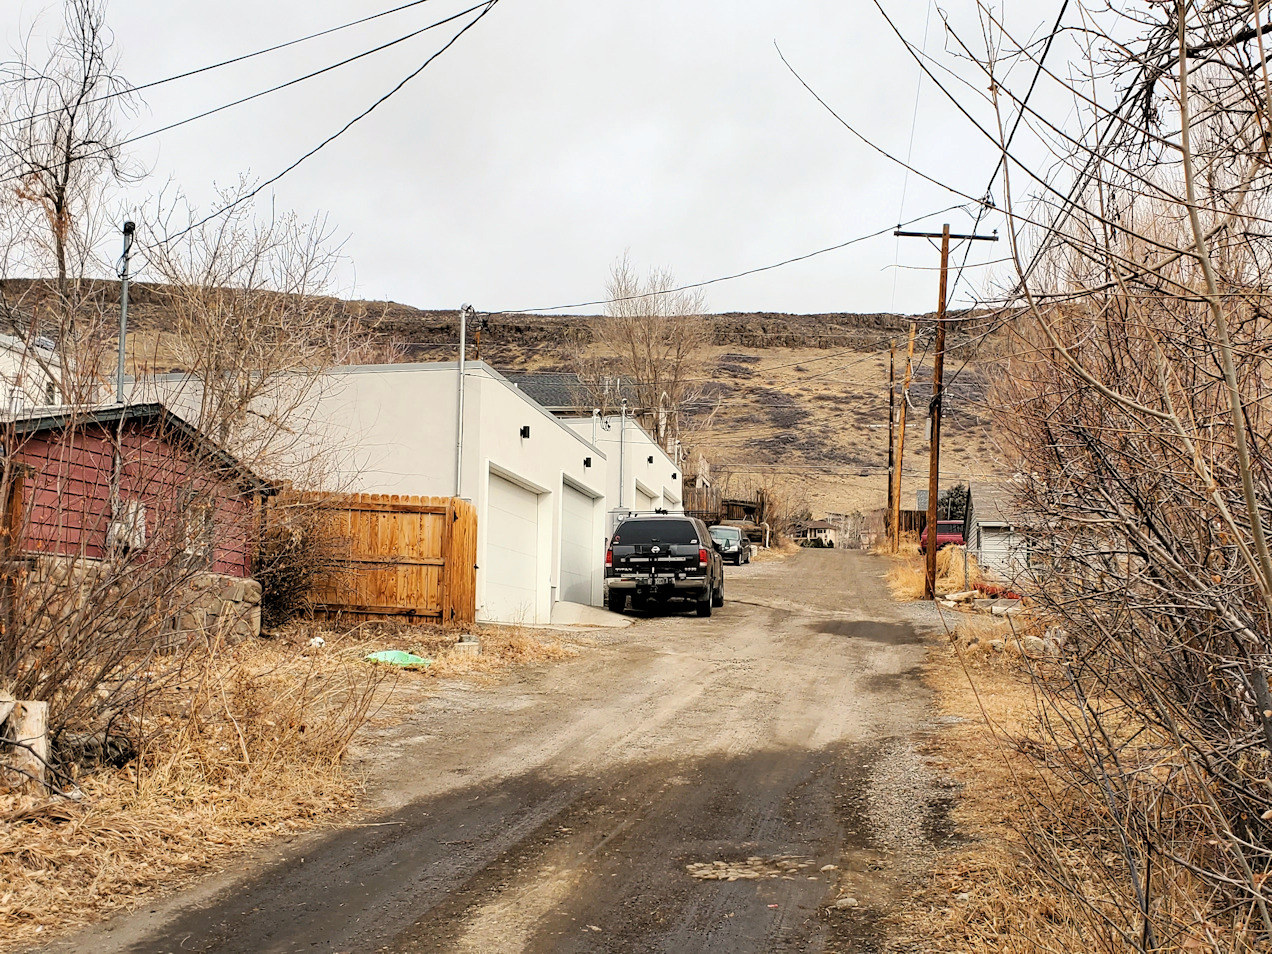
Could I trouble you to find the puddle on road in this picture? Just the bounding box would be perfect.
[811,620,924,645]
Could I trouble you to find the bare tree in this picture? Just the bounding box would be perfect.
[0,0,138,399]
[574,255,714,452]
[919,1,1272,948]
[141,187,370,480]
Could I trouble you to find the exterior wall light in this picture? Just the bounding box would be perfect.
[519,425,531,439]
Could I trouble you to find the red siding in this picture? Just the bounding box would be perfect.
[12,420,257,577]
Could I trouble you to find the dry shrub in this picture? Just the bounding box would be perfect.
[255,502,350,629]
[0,634,386,948]
[887,548,982,600]
[871,529,921,557]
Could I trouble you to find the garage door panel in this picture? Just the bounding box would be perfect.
[485,475,539,622]
[560,485,595,605]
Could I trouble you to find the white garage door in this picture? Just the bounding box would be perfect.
[635,487,656,513]
[485,474,540,622]
[560,484,596,605]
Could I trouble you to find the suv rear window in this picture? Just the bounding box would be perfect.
[613,519,699,546]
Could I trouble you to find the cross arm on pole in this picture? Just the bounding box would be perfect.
[893,230,998,241]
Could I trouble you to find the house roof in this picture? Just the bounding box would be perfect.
[800,520,836,531]
[504,371,586,410]
[3,403,274,495]
[969,481,1020,527]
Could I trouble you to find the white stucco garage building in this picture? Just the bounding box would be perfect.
[560,415,683,534]
[140,362,617,625]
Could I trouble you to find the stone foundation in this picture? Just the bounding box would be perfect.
[20,555,262,644]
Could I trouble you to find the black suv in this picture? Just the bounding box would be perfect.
[605,514,725,617]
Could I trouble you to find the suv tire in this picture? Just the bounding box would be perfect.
[608,590,626,614]
[712,579,725,607]
[696,588,713,617]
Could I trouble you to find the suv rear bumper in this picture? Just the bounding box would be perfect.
[607,575,709,595]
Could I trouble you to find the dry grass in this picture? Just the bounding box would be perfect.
[0,635,382,949]
[885,629,1079,952]
[870,530,921,557]
[0,619,579,949]
[886,547,983,600]
[303,620,580,682]
[890,620,1217,952]
[753,538,801,563]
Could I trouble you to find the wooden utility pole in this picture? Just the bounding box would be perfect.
[894,224,998,598]
[890,322,916,552]
[887,340,896,540]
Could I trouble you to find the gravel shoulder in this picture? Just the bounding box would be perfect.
[41,549,950,954]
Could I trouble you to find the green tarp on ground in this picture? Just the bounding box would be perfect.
[364,650,432,668]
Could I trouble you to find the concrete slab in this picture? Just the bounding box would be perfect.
[549,601,633,628]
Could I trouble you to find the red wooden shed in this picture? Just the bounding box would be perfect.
[1,404,272,577]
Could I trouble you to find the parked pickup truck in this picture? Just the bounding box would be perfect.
[920,520,966,550]
[605,514,725,617]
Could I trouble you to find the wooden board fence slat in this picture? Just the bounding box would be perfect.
[294,492,476,626]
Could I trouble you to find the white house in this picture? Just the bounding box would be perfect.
[0,333,62,411]
[560,414,683,535]
[969,481,1028,581]
[137,362,628,625]
[794,520,838,547]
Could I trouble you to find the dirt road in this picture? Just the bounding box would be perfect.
[47,549,950,954]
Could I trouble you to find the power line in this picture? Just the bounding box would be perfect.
[1,0,449,127]
[497,203,972,315]
[148,1,501,248]
[0,2,491,189]
[890,0,935,314]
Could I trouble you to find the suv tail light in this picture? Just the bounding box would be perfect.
[699,547,709,567]
[605,548,613,567]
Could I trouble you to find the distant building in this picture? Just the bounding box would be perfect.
[794,520,838,547]
[967,481,1028,580]
[0,333,61,412]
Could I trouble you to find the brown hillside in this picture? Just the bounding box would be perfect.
[1,280,1008,517]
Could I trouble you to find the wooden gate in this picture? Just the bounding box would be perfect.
[305,494,476,625]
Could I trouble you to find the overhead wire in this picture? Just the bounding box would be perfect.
[0,0,450,127]
[0,2,492,190]
[496,202,972,316]
[148,0,502,248]
[890,0,935,314]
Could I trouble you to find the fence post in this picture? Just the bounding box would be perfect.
[441,497,455,625]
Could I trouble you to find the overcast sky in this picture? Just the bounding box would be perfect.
[9,0,1067,315]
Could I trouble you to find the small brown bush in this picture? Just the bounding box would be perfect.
[255,504,349,629]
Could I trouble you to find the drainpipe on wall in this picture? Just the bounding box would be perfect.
[455,304,473,498]
[618,399,627,509]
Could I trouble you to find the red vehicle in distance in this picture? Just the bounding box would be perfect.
[920,520,966,551]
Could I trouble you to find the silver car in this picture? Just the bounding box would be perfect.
[709,525,750,565]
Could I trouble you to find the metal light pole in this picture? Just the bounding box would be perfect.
[116,221,135,404]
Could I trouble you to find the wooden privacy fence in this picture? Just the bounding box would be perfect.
[304,493,476,625]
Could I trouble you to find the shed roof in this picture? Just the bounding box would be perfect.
[2,403,274,495]
[969,481,1021,527]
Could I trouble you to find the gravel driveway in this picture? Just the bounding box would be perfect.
[44,549,951,954]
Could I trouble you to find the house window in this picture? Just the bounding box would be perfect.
[181,500,215,567]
